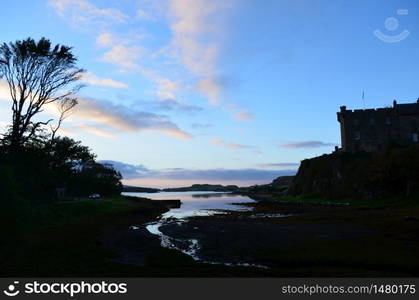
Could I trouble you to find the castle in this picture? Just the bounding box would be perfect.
[337,99,419,152]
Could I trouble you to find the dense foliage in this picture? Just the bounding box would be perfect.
[0,136,122,202]
[0,38,123,235]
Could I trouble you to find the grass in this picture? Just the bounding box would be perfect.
[25,197,141,229]
[0,196,152,276]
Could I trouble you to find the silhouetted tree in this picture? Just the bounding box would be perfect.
[0,38,122,203]
[0,37,84,152]
[69,161,123,196]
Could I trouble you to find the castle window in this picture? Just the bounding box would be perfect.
[353,119,359,126]
[386,117,392,126]
[413,133,418,143]
[354,131,361,140]
[369,118,375,125]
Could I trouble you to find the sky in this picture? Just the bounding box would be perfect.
[1,0,419,187]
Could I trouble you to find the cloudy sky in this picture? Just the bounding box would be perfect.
[1,0,419,187]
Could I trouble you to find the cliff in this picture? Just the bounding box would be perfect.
[287,145,419,199]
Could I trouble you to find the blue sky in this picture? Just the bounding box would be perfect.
[1,0,419,187]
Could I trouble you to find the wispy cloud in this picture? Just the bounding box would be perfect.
[167,0,233,105]
[96,35,187,105]
[75,124,115,138]
[233,111,254,121]
[49,0,254,123]
[81,72,128,89]
[280,141,335,148]
[191,123,213,129]
[101,45,145,69]
[146,99,202,113]
[196,78,223,105]
[96,32,117,47]
[102,160,296,184]
[71,97,192,139]
[96,31,147,71]
[137,9,155,21]
[1,85,191,140]
[210,137,254,150]
[49,0,128,26]
[154,77,180,99]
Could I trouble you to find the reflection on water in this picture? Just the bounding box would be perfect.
[191,193,232,198]
[124,191,270,268]
[122,191,255,219]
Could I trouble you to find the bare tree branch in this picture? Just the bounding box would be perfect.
[50,97,78,141]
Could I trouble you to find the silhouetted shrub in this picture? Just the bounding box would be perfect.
[0,166,29,237]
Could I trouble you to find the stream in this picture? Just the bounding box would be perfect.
[123,191,268,268]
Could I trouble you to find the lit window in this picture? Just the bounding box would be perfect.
[413,133,418,143]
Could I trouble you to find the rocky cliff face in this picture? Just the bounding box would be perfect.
[287,145,419,199]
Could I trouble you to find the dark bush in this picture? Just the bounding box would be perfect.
[0,166,28,236]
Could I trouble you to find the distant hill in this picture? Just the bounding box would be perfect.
[238,176,294,194]
[163,184,239,192]
[122,185,161,193]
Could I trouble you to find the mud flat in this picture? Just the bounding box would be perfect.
[156,199,419,276]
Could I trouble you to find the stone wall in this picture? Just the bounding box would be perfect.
[337,100,419,152]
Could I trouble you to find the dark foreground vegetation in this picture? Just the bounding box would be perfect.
[0,196,274,277]
[2,194,418,277]
[0,37,122,238]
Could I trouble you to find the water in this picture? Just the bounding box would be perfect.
[123,191,255,219]
[123,191,268,268]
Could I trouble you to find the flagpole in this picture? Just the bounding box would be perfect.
[362,91,365,108]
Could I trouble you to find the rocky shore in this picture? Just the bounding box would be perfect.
[118,198,419,276]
